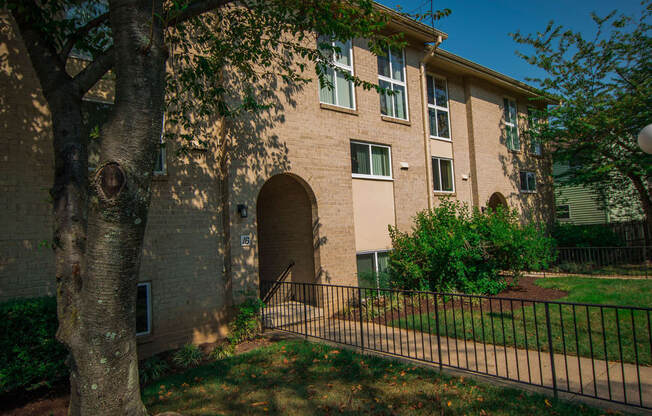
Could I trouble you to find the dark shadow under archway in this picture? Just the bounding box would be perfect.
[256,174,318,298]
[488,192,508,211]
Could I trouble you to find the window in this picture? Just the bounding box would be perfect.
[350,141,392,179]
[556,204,570,219]
[83,99,166,174]
[432,157,454,192]
[519,171,537,192]
[528,108,542,156]
[136,282,151,336]
[426,75,450,139]
[356,250,390,289]
[154,114,167,175]
[504,98,519,151]
[318,38,355,109]
[378,48,407,120]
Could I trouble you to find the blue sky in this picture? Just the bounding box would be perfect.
[378,0,644,84]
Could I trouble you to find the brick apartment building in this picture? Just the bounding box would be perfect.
[0,6,553,356]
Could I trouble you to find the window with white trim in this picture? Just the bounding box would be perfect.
[556,204,570,219]
[432,157,454,192]
[318,37,355,109]
[504,98,519,151]
[426,75,450,139]
[154,114,166,175]
[350,141,392,179]
[378,48,407,120]
[356,250,390,289]
[136,282,151,336]
[519,171,537,192]
[527,107,542,156]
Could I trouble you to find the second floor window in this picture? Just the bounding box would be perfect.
[427,75,450,139]
[528,108,542,156]
[378,48,407,120]
[520,171,537,192]
[351,141,392,179]
[504,98,519,151]
[432,157,454,192]
[319,38,355,109]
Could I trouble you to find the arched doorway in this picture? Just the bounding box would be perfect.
[256,174,318,299]
[487,192,508,212]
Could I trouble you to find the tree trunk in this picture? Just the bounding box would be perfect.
[59,0,167,414]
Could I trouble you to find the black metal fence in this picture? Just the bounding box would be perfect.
[261,280,652,410]
[547,246,650,278]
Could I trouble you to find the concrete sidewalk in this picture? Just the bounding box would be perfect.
[268,308,652,409]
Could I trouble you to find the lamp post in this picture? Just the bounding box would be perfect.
[638,124,652,154]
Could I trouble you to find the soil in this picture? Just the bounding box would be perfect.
[335,276,569,326]
[4,277,563,415]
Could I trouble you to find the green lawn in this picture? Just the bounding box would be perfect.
[391,277,652,365]
[143,339,607,415]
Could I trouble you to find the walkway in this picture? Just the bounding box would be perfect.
[264,304,652,409]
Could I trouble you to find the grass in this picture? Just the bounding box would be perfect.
[392,277,652,365]
[143,339,607,416]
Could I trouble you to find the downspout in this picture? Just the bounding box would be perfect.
[420,36,442,209]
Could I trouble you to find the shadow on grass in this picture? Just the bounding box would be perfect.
[143,339,605,416]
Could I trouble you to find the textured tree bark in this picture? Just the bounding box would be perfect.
[59,0,167,414]
[629,174,652,245]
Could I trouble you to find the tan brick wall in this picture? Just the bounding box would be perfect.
[1,13,553,357]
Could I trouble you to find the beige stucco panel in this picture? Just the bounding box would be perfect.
[352,179,395,252]
[430,139,453,159]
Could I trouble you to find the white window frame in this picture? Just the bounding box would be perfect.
[378,48,409,121]
[350,140,393,180]
[432,156,455,193]
[426,73,451,141]
[527,107,542,156]
[504,97,520,151]
[154,113,167,175]
[519,170,537,193]
[318,39,356,110]
[136,282,152,337]
[556,204,571,220]
[356,250,391,289]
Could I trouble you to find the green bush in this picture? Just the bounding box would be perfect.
[388,200,554,294]
[171,344,203,369]
[0,297,68,395]
[209,343,235,360]
[552,223,624,247]
[227,298,264,345]
[139,355,169,386]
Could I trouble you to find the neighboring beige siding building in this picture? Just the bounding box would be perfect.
[0,7,553,356]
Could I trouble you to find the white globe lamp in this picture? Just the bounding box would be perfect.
[638,124,652,154]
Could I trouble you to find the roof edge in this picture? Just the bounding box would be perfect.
[374,2,448,43]
[432,48,555,103]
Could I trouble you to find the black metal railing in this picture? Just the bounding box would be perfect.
[548,246,650,278]
[260,281,652,410]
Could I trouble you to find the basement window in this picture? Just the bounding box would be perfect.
[136,282,151,336]
[356,250,390,289]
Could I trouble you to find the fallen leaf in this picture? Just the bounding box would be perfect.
[251,402,268,407]
[545,399,552,407]
[447,401,452,407]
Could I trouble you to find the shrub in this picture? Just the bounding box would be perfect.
[171,344,203,369]
[227,298,264,345]
[388,200,554,294]
[552,223,624,247]
[209,343,235,360]
[139,355,169,386]
[0,297,68,396]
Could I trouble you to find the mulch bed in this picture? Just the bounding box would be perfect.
[335,276,568,326]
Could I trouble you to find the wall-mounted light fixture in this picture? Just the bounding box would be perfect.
[237,204,248,218]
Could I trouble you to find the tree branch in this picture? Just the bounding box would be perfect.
[71,47,115,97]
[165,0,237,27]
[60,12,110,61]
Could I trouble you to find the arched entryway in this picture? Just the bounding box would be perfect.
[256,173,319,299]
[487,192,508,212]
